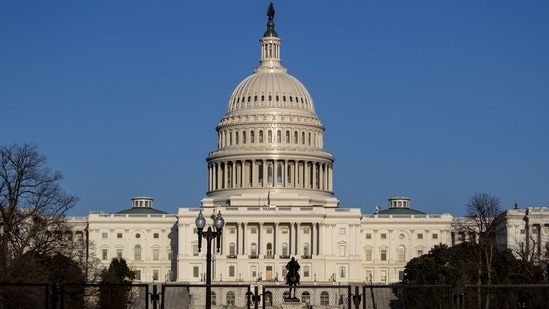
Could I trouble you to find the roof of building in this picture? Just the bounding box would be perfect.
[115,207,168,215]
[377,208,426,215]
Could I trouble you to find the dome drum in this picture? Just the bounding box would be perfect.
[202,6,339,209]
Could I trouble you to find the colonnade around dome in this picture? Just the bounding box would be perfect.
[206,159,334,194]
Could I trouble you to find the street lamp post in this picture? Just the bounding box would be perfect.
[195,211,224,309]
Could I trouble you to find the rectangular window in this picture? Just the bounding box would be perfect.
[153,233,159,238]
[193,266,199,278]
[417,249,424,256]
[266,227,273,234]
[417,233,423,239]
[117,233,122,239]
[380,270,387,283]
[381,249,387,261]
[397,248,405,261]
[102,233,108,239]
[366,233,372,239]
[152,270,159,281]
[304,266,310,277]
[365,249,372,261]
[229,266,235,277]
[116,249,123,259]
[520,229,526,234]
[304,228,309,234]
[339,244,346,256]
[168,248,173,260]
[153,248,159,260]
[282,228,288,234]
[432,233,438,239]
[366,270,373,282]
[230,228,235,234]
[251,227,257,234]
[339,266,346,278]
[102,249,108,260]
[135,270,141,280]
[193,245,199,256]
[251,266,257,277]
[399,271,404,281]
[339,228,346,234]
[381,233,387,239]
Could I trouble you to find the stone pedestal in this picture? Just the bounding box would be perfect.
[282,297,302,309]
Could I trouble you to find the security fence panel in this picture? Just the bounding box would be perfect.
[262,284,352,309]
[364,284,453,309]
[463,284,549,309]
[162,284,252,309]
[62,283,149,309]
[0,283,48,309]
[261,284,454,309]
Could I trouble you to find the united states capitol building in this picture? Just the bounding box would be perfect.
[66,6,548,286]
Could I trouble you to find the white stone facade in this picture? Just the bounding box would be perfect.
[64,6,547,286]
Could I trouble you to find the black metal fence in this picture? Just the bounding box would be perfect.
[1,283,548,309]
[462,284,549,309]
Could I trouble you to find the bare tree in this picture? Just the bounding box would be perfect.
[462,192,503,309]
[466,192,502,237]
[0,143,78,281]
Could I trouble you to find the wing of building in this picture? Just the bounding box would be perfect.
[64,5,547,285]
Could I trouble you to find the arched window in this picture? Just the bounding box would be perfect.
[277,130,281,143]
[277,164,282,183]
[226,291,235,305]
[301,291,311,304]
[285,131,290,143]
[266,243,273,256]
[251,131,255,143]
[243,131,247,144]
[268,130,272,143]
[235,132,239,144]
[134,245,141,261]
[264,292,273,306]
[294,131,298,144]
[259,130,263,143]
[301,132,305,144]
[320,291,330,305]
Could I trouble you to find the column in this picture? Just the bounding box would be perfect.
[242,223,247,255]
[264,160,268,187]
[274,223,278,256]
[216,163,221,190]
[258,223,263,256]
[295,223,300,255]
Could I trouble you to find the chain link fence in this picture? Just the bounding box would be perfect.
[1,283,548,309]
[0,283,49,309]
[463,284,549,309]
[162,284,251,309]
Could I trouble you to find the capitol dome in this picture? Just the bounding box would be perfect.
[201,6,338,208]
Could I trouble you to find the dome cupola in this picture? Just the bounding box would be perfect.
[201,4,338,208]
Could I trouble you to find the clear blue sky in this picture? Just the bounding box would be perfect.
[2,1,548,216]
